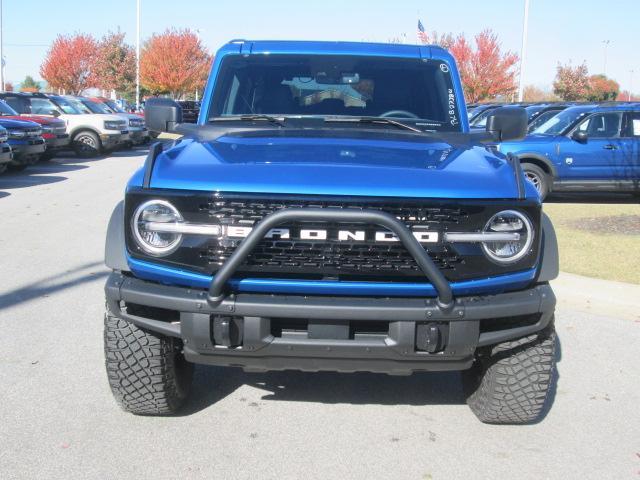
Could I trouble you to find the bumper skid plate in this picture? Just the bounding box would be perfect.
[106,272,555,375]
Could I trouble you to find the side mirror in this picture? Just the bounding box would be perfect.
[145,98,183,133]
[51,110,61,117]
[572,130,588,143]
[485,106,528,142]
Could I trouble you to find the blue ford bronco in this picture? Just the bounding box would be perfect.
[104,40,559,424]
[499,102,640,199]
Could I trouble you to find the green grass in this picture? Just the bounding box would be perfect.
[543,202,640,284]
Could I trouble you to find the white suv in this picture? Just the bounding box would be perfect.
[77,97,149,146]
[23,93,129,157]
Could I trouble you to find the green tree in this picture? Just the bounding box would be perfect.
[20,75,41,92]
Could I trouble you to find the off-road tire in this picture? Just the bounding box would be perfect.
[521,163,550,200]
[462,321,557,424]
[104,309,194,415]
[73,130,102,158]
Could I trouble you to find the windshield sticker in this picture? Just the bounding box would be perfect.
[447,88,459,127]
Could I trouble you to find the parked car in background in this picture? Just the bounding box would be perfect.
[0,116,45,170]
[176,100,200,123]
[86,97,149,145]
[1,92,129,158]
[468,104,500,124]
[499,103,640,199]
[0,126,13,175]
[0,96,69,160]
[527,104,570,132]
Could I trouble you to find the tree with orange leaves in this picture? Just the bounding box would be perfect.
[40,34,98,94]
[448,30,519,103]
[140,29,211,98]
[91,31,136,96]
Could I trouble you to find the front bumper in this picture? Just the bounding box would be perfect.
[10,139,46,165]
[100,131,129,148]
[0,144,12,165]
[105,272,555,375]
[44,133,70,150]
[128,129,149,144]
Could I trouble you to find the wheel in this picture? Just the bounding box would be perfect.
[462,321,557,424]
[104,307,194,415]
[73,131,101,158]
[522,163,550,200]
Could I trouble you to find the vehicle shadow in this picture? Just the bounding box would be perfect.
[0,261,107,310]
[0,171,68,190]
[182,333,562,421]
[181,367,466,416]
[0,190,10,199]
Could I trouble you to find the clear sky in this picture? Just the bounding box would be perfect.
[2,0,638,93]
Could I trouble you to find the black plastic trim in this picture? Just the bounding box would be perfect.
[142,142,163,189]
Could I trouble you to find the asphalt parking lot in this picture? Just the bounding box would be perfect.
[0,150,639,480]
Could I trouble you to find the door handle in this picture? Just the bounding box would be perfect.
[603,144,618,150]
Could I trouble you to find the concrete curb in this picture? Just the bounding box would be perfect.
[552,272,640,322]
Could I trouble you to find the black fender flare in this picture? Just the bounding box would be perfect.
[515,152,558,178]
[105,200,129,271]
[537,211,559,282]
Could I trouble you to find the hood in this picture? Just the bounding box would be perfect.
[13,114,65,127]
[147,130,522,199]
[0,118,41,129]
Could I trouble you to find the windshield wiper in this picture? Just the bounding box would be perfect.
[324,116,423,133]
[211,114,286,127]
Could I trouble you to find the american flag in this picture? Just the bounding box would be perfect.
[417,20,428,44]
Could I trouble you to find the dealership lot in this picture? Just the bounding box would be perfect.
[0,151,638,480]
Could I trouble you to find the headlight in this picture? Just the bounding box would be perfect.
[131,200,183,256]
[8,129,26,138]
[481,210,534,263]
[104,120,123,130]
[129,118,144,127]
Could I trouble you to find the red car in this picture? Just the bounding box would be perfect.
[0,98,69,160]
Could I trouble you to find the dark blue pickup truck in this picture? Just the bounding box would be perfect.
[500,103,640,198]
[104,40,559,424]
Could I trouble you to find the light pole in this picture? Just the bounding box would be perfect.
[136,0,140,111]
[517,0,530,102]
[0,0,4,92]
[602,39,610,76]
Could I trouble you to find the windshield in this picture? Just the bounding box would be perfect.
[50,96,86,114]
[0,100,18,116]
[528,109,564,132]
[531,106,594,135]
[79,98,110,114]
[209,54,462,132]
[105,100,125,113]
[469,106,499,127]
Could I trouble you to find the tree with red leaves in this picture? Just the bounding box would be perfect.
[553,62,590,101]
[40,34,98,94]
[587,74,619,101]
[426,30,518,103]
[91,31,136,96]
[140,29,211,98]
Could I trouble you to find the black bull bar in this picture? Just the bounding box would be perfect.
[206,208,454,309]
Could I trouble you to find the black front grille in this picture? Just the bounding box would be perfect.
[125,190,541,283]
[199,198,465,278]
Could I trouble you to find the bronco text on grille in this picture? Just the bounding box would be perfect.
[125,190,541,282]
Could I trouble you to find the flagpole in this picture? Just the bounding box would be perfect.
[517,0,530,102]
[135,0,140,111]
